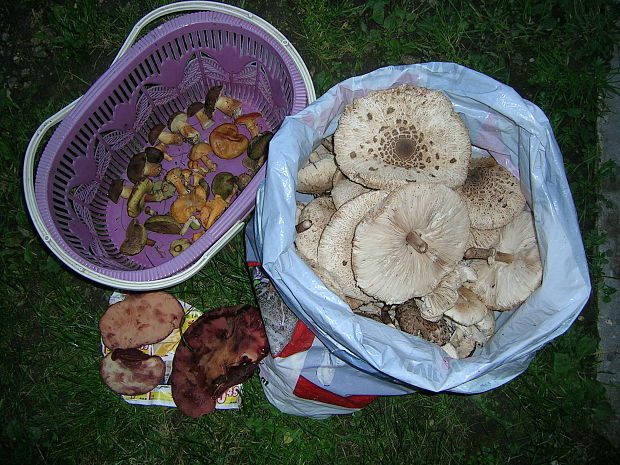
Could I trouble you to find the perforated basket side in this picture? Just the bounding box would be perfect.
[31,8,313,287]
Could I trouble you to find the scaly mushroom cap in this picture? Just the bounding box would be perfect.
[334,85,471,189]
[296,147,338,194]
[317,190,389,301]
[456,157,526,230]
[331,170,372,209]
[100,349,165,396]
[464,211,542,310]
[99,291,184,350]
[466,227,501,249]
[294,196,336,262]
[352,182,470,304]
[393,299,452,345]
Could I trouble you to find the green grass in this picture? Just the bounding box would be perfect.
[1,0,619,463]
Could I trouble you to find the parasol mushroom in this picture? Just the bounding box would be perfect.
[296,144,338,195]
[333,84,471,190]
[463,210,543,311]
[317,190,389,302]
[294,196,336,262]
[456,156,526,230]
[351,182,470,304]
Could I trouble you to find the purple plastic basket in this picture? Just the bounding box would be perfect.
[26,6,313,289]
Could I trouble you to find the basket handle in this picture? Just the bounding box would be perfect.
[22,2,269,290]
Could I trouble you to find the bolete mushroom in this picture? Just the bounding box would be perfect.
[170,304,269,418]
[119,219,150,255]
[456,156,526,230]
[127,178,153,218]
[170,238,191,256]
[143,179,176,203]
[127,152,162,184]
[99,291,184,350]
[463,211,542,311]
[168,111,201,145]
[100,349,165,396]
[144,215,183,235]
[148,123,183,146]
[107,179,132,203]
[210,172,238,200]
[351,182,470,304]
[209,123,249,160]
[187,101,214,130]
[333,84,471,189]
[204,85,243,119]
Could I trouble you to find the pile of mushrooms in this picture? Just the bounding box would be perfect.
[294,85,543,359]
[109,85,273,258]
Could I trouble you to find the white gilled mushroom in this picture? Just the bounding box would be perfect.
[416,262,477,322]
[333,85,471,190]
[317,190,389,302]
[443,287,488,327]
[352,182,470,304]
[456,157,526,230]
[464,211,542,311]
[331,170,372,209]
[294,196,336,262]
[297,145,338,195]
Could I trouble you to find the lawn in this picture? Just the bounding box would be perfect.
[1,0,619,463]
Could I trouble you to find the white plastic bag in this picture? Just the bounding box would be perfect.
[245,62,590,401]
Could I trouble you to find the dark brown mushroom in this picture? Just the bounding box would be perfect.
[170,304,269,418]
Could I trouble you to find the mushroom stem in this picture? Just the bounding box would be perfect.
[464,247,514,264]
[464,247,494,260]
[406,231,428,253]
[295,219,312,233]
[146,239,156,247]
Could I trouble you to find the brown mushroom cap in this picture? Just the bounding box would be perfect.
[127,178,153,218]
[99,292,184,350]
[317,190,389,301]
[443,287,488,326]
[209,123,249,160]
[100,349,165,395]
[456,157,526,230]
[144,215,183,235]
[170,185,208,224]
[119,219,148,255]
[464,211,542,310]
[352,182,470,304]
[394,299,452,345]
[334,85,471,189]
[170,305,269,418]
